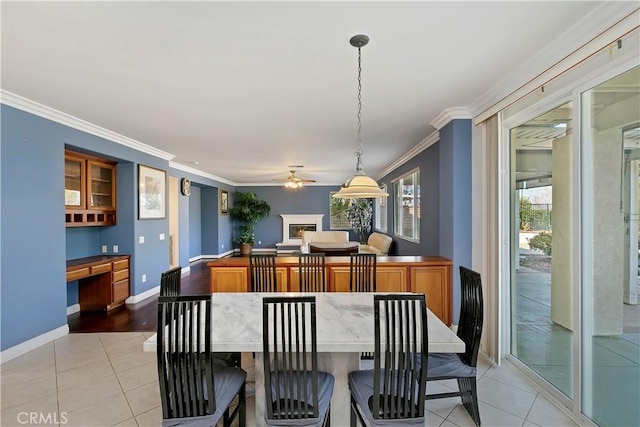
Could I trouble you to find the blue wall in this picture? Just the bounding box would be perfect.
[379,143,440,256]
[2,106,69,349]
[439,119,472,323]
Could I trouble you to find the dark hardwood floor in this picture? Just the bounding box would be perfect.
[68,260,212,333]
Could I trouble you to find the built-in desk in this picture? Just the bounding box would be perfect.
[207,255,452,325]
[66,255,130,311]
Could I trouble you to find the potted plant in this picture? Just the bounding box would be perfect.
[229,191,271,255]
[347,198,373,243]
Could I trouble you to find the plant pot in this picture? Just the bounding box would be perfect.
[240,243,253,255]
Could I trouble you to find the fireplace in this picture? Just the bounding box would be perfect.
[279,214,324,246]
[289,224,317,240]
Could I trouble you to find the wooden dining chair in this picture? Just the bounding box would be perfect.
[348,294,429,425]
[262,296,335,426]
[298,253,326,292]
[157,295,247,427]
[424,266,484,426]
[349,253,377,292]
[249,254,278,292]
[159,266,182,296]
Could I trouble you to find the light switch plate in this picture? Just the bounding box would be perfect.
[159,233,165,240]
[101,245,107,253]
[139,236,144,244]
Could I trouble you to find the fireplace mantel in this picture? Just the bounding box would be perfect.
[279,214,324,246]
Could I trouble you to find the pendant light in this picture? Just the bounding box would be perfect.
[333,34,388,199]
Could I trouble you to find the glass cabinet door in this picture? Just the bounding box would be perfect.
[65,156,85,208]
[88,161,115,209]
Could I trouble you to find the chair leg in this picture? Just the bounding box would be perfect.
[239,383,246,427]
[325,407,330,427]
[458,376,481,426]
[350,398,358,427]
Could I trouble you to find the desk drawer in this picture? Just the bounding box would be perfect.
[91,263,112,275]
[113,279,129,302]
[67,267,90,282]
[113,268,129,282]
[113,259,129,271]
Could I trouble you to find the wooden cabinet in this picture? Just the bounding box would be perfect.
[65,150,117,226]
[207,256,453,324]
[210,266,288,292]
[328,266,408,292]
[66,255,130,311]
[411,265,451,325]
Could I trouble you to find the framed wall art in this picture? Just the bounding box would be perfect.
[138,164,166,219]
[220,189,229,214]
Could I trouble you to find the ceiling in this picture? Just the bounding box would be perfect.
[1,1,606,186]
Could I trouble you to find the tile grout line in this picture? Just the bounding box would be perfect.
[100,333,144,425]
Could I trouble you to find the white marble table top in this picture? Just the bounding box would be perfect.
[143,292,464,354]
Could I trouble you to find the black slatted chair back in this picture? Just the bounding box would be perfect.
[371,294,428,420]
[349,294,428,424]
[160,266,182,296]
[157,295,214,419]
[250,254,278,292]
[458,266,484,367]
[262,296,321,421]
[298,254,326,292]
[349,253,377,292]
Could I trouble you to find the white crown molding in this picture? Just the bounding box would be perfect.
[0,325,68,364]
[376,129,439,180]
[468,2,639,120]
[1,90,174,161]
[169,161,235,186]
[430,107,472,131]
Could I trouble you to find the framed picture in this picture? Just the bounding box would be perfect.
[220,189,229,214]
[138,164,166,219]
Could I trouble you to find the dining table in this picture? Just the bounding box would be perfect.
[143,292,465,425]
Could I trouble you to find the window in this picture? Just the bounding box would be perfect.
[329,193,351,229]
[375,184,387,232]
[393,169,420,241]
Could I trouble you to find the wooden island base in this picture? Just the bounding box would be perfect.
[207,255,452,325]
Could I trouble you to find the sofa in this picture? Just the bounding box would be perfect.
[301,231,353,253]
[359,232,393,255]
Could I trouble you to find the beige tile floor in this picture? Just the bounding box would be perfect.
[1,332,581,426]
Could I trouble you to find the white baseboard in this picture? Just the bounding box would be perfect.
[0,325,69,364]
[125,286,159,304]
[66,304,80,315]
[181,266,191,275]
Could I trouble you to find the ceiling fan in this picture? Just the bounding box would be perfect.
[273,170,316,189]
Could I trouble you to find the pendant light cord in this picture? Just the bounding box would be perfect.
[355,45,364,173]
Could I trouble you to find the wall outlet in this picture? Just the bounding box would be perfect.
[258,240,262,245]
[113,245,119,253]
[221,244,224,249]
[159,233,165,240]
[142,274,147,283]
[139,236,144,244]
[101,245,107,253]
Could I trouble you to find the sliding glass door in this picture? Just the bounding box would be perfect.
[580,66,640,427]
[509,102,574,398]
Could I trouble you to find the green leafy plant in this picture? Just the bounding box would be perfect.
[229,192,271,246]
[347,199,373,243]
[528,231,552,255]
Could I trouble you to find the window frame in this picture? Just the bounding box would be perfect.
[392,168,420,242]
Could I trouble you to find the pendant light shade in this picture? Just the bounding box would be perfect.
[333,34,388,200]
